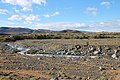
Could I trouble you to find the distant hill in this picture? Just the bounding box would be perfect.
[32,29,54,34]
[59,29,83,33]
[0,27,88,35]
[0,27,33,34]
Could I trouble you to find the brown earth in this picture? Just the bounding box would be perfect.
[1,39,120,80]
[0,53,120,80]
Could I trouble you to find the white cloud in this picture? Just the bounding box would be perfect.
[52,12,60,16]
[22,7,32,11]
[101,1,111,6]
[0,9,8,14]
[2,0,32,11]
[35,22,86,30]
[86,7,98,16]
[8,15,22,21]
[1,0,47,11]
[34,19,120,32]
[24,14,40,24]
[43,14,50,18]
[32,0,46,6]
[86,7,97,11]
[43,11,60,18]
[12,7,21,14]
[90,11,97,16]
[8,14,40,24]
[85,20,120,32]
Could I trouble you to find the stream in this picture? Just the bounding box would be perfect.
[6,43,84,58]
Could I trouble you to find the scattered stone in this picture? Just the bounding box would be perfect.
[75,45,81,50]
[87,76,91,79]
[89,56,98,59]
[89,47,94,51]
[37,57,42,60]
[1,43,120,59]
[111,67,116,70]
[105,47,110,50]
[112,54,118,59]
[94,51,100,55]
[114,49,118,54]
[50,77,58,80]
[51,67,56,70]
[99,66,105,71]
[15,67,19,70]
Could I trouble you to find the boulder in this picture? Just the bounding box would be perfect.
[94,51,100,55]
[50,77,58,80]
[114,49,118,54]
[89,47,94,51]
[75,45,81,50]
[112,54,118,59]
[99,66,105,71]
[111,67,116,70]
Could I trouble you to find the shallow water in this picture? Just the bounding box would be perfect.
[7,43,82,58]
[26,53,81,58]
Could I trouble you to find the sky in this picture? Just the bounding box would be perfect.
[0,0,120,32]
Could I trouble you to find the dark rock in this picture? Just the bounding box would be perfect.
[75,45,81,50]
[50,77,58,80]
[99,66,105,71]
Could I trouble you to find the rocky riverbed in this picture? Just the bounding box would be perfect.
[0,39,120,80]
[0,40,120,59]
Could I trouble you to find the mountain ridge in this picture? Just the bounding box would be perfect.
[0,27,86,34]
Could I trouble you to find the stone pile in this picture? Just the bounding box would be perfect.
[0,43,120,59]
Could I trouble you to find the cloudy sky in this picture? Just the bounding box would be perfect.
[0,0,120,32]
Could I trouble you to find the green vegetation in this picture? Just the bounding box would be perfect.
[27,50,38,54]
[0,32,120,42]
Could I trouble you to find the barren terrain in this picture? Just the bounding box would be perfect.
[0,39,120,80]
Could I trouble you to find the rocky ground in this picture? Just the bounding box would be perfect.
[16,39,120,59]
[1,53,120,80]
[0,39,120,80]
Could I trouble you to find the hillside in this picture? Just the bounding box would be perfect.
[0,27,84,34]
[0,27,33,34]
